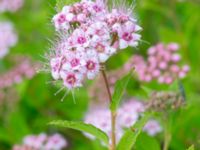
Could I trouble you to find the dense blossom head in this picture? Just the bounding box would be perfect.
[146,91,185,112]
[50,0,142,90]
[0,22,18,59]
[84,99,162,144]
[124,43,190,84]
[0,0,23,13]
[12,133,68,150]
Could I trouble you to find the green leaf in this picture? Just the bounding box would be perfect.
[135,133,161,150]
[110,70,133,112]
[56,0,78,12]
[117,113,150,150]
[187,145,195,150]
[141,86,153,96]
[49,120,109,144]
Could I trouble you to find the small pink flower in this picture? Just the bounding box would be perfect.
[171,54,181,62]
[52,13,70,31]
[92,40,116,62]
[118,23,141,49]
[87,22,110,41]
[0,0,23,12]
[50,57,64,80]
[178,71,186,78]
[0,22,18,58]
[182,65,190,72]
[45,134,68,150]
[61,71,83,89]
[143,120,162,136]
[85,51,100,79]
[167,42,179,51]
[71,28,89,47]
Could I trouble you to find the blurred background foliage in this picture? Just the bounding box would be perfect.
[0,0,200,149]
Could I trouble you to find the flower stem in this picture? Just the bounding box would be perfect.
[163,130,171,150]
[163,116,171,150]
[101,65,116,150]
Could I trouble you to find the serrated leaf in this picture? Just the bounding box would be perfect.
[187,145,194,150]
[56,0,78,12]
[110,70,133,112]
[49,120,109,144]
[117,113,150,150]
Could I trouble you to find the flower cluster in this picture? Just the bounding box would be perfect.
[12,133,67,150]
[124,43,190,84]
[145,91,185,112]
[0,0,23,13]
[0,56,37,89]
[50,0,141,90]
[84,99,162,144]
[0,22,18,59]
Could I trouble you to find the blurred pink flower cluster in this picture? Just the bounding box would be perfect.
[84,99,162,144]
[0,56,38,89]
[12,133,68,150]
[50,0,141,90]
[124,43,190,84]
[0,0,23,13]
[0,22,18,59]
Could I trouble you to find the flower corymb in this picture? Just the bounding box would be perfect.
[49,0,142,90]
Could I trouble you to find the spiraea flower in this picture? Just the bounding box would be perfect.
[84,99,162,144]
[0,22,18,59]
[49,0,142,90]
[0,0,23,13]
[12,133,68,150]
[124,43,190,84]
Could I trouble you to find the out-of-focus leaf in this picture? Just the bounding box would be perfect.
[187,145,195,150]
[49,120,109,145]
[0,127,11,143]
[135,133,161,150]
[141,86,153,96]
[110,70,133,112]
[117,113,150,150]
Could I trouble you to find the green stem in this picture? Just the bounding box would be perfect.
[101,65,116,150]
[163,117,171,150]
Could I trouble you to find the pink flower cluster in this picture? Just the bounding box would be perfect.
[12,133,67,150]
[0,22,18,59]
[124,43,190,84]
[84,99,162,144]
[0,0,23,13]
[0,57,37,89]
[50,0,141,90]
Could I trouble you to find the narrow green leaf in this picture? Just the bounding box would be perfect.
[117,113,150,150]
[187,145,195,150]
[110,70,133,112]
[49,120,109,144]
